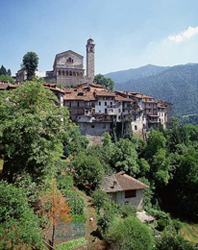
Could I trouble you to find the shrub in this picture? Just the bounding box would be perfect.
[155,233,196,250]
[119,204,136,218]
[0,182,43,249]
[157,219,166,231]
[105,216,153,250]
[68,197,85,215]
[97,210,115,236]
[172,219,183,233]
[57,174,74,191]
[92,189,109,214]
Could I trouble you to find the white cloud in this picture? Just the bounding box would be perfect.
[168,26,198,43]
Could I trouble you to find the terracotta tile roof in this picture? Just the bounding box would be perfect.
[43,84,65,93]
[64,89,96,101]
[115,95,134,102]
[100,171,148,193]
[96,90,116,97]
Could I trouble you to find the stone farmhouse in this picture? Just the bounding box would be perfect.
[100,171,148,210]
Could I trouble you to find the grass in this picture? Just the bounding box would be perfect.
[179,223,198,244]
[56,237,87,250]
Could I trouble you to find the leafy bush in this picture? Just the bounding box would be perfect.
[119,204,136,218]
[57,174,74,191]
[172,219,183,233]
[92,189,109,214]
[0,182,43,249]
[97,210,115,236]
[155,233,197,250]
[105,216,153,250]
[157,219,166,231]
[68,197,85,215]
[57,237,87,250]
[72,152,104,190]
[149,209,171,225]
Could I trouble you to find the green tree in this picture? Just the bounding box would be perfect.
[92,189,110,214]
[105,216,153,250]
[22,52,39,80]
[0,65,7,75]
[72,152,104,190]
[145,129,167,160]
[0,80,69,183]
[113,139,139,176]
[156,233,196,250]
[0,74,14,83]
[0,182,43,249]
[94,74,114,90]
[7,69,11,76]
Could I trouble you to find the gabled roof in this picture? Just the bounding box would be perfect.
[100,171,148,193]
[53,50,83,68]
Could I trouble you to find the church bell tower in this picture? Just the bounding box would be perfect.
[86,38,95,81]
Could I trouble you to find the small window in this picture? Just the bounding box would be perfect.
[77,92,84,96]
[91,125,95,128]
[67,57,73,63]
[99,102,101,106]
[135,125,138,130]
[125,190,136,198]
[105,102,107,106]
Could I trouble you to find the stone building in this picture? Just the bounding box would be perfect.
[64,83,134,136]
[45,38,95,88]
[100,171,148,210]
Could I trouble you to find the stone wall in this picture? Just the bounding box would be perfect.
[78,122,112,136]
[109,189,144,211]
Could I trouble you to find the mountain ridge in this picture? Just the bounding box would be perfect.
[106,63,198,116]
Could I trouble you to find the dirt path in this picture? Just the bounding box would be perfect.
[74,189,105,250]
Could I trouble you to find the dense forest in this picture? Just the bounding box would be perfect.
[0,80,198,250]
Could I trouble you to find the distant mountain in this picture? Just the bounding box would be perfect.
[112,64,198,116]
[105,64,169,84]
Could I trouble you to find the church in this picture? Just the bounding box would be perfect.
[45,38,95,87]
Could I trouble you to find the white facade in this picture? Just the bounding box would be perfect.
[108,189,144,211]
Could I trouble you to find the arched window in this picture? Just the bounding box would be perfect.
[69,71,72,76]
[67,57,73,63]
[134,125,138,130]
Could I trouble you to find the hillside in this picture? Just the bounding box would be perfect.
[112,64,198,116]
[105,64,169,83]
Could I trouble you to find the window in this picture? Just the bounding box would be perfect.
[110,102,113,106]
[105,102,107,106]
[125,190,136,198]
[99,101,101,106]
[67,57,73,63]
[134,125,138,130]
[91,125,95,128]
[77,92,84,96]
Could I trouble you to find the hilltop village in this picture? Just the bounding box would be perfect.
[1,39,198,250]
[1,38,173,140]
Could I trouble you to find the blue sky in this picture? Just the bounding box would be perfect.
[1,0,198,75]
